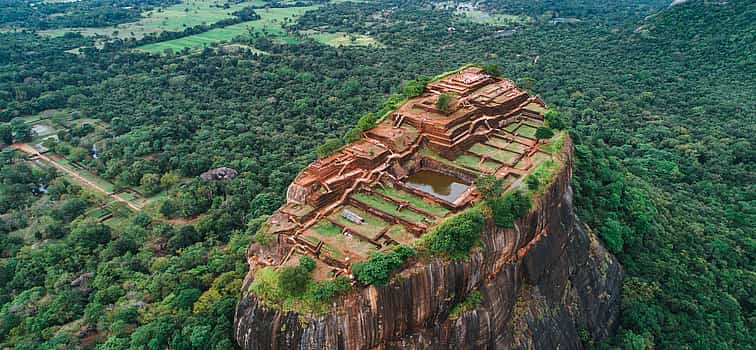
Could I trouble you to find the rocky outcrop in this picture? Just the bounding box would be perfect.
[234,144,623,349]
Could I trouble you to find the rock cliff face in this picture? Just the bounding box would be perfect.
[234,144,623,349]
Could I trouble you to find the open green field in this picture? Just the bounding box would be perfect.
[456,9,531,26]
[137,5,318,53]
[303,31,382,47]
[40,0,268,39]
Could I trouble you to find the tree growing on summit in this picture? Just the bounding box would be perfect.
[482,63,502,76]
[436,92,454,112]
[535,126,554,142]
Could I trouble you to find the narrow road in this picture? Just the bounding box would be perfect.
[11,143,142,212]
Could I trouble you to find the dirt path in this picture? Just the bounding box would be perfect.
[12,143,143,212]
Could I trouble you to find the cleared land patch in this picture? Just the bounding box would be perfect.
[456,9,531,26]
[303,31,382,47]
[40,0,268,39]
[137,5,318,53]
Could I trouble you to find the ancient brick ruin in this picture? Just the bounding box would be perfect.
[252,67,555,280]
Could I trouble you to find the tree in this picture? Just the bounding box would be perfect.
[526,175,540,190]
[277,265,310,297]
[482,63,502,76]
[425,209,484,259]
[10,118,32,142]
[299,256,316,272]
[436,92,453,112]
[351,245,416,285]
[160,171,179,189]
[0,123,12,144]
[68,219,112,250]
[402,76,430,98]
[535,126,554,142]
[474,174,504,199]
[316,138,343,159]
[489,191,531,228]
[160,200,178,218]
[544,108,567,129]
[140,173,161,195]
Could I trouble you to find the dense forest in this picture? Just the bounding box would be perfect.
[0,0,753,349]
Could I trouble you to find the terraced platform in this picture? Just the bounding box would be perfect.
[252,67,561,280]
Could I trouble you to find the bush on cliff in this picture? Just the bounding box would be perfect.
[489,191,531,228]
[422,208,485,260]
[351,245,417,286]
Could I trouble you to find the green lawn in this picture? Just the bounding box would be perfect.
[515,125,537,139]
[385,225,414,245]
[313,220,342,236]
[40,0,268,39]
[456,9,531,26]
[303,31,382,47]
[352,192,431,223]
[453,154,500,173]
[330,205,389,238]
[374,184,450,217]
[138,5,319,53]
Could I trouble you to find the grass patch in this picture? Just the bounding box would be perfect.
[304,31,382,47]
[138,5,319,53]
[456,9,531,26]
[41,0,269,39]
[515,125,537,139]
[312,220,341,236]
[352,192,431,223]
[330,206,389,238]
[449,290,483,320]
[374,184,450,217]
[539,130,567,154]
[453,154,499,173]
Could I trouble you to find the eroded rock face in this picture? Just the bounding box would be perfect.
[234,147,623,349]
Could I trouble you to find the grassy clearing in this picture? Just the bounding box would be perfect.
[539,130,567,154]
[330,205,388,238]
[313,220,342,236]
[374,184,450,217]
[137,5,318,53]
[515,125,537,139]
[40,0,268,39]
[352,192,431,223]
[456,9,531,26]
[385,225,413,245]
[454,154,499,173]
[304,31,382,47]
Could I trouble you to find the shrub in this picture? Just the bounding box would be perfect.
[526,176,540,190]
[535,126,555,141]
[278,265,311,297]
[475,174,504,200]
[403,76,431,98]
[449,290,483,320]
[436,92,454,111]
[482,63,502,76]
[351,245,417,286]
[544,108,567,130]
[424,208,485,259]
[299,256,316,272]
[316,138,343,159]
[306,276,351,303]
[489,191,531,228]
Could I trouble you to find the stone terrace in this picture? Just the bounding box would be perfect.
[252,67,557,281]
